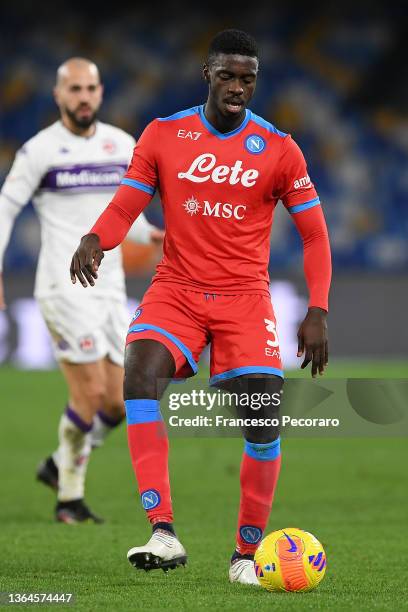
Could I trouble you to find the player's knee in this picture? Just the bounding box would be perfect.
[124,340,175,400]
[124,353,159,399]
[70,381,107,418]
[83,383,107,411]
[237,374,283,444]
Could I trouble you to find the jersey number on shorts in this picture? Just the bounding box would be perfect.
[264,318,279,347]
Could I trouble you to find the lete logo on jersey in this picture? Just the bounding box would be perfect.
[178,153,259,187]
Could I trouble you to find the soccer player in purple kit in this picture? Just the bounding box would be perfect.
[0,58,162,524]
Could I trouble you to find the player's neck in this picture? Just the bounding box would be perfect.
[61,116,97,138]
[203,102,246,134]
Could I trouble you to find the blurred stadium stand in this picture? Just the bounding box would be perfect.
[0,1,407,366]
[1,1,407,274]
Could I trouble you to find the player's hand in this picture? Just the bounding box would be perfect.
[70,233,104,287]
[297,307,328,378]
[150,228,165,245]
[0,272,6,310]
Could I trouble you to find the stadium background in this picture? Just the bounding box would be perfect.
[0,0,407,365]
[0,1,407,610]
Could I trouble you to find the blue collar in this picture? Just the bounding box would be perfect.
[199,104,251,139]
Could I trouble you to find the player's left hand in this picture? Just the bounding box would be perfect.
[150,228,165,245]
[297,307,328,377]
[70,233,104,287]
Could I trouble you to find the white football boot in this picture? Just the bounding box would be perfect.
[127,530,187,572]
[229,558,260,585]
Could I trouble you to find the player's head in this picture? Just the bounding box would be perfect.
[54,58,103,132]
[203,29,259,118]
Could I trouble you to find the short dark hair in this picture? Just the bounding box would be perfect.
[208,29,258,63]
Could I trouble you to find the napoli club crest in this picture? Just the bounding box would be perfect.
[131,308,142,322]
[245,134,266,154]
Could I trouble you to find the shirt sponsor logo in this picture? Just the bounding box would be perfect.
[294,174,311,189]
[56,169,122,188]
[182,196,246,220]
[245,134,266,154]
[177,129,202,140]
[202,200,246,220]
[39,163,128,191]
[183,196,201,215]
[178,153,259,187]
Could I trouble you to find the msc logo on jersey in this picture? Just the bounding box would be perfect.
[183,196,201,215]
[182,197,246,220]
[141,489,161,510]
[245,134,266,155]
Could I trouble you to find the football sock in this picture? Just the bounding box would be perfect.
[236,437,281,555]
[231,550,254,563]
[152,522,176,536]
[90,409,124,448]
[57,406,92,501]
[125,399,173,524]
[52,409,123,465]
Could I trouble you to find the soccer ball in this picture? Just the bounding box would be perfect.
[254,527,327,592]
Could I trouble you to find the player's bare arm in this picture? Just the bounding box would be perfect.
[297,306,328,377]
[0,272,5,310]
[70,233,104,287]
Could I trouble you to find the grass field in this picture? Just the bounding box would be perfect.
[0,361,407,610]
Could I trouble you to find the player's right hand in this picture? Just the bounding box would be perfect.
[70,233,104,287]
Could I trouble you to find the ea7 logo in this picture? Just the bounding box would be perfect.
[177,129,201,140]
[202,200,246,220]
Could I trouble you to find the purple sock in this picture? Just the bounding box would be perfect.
[65,405,93,433]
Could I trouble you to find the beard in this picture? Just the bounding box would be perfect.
[65,105,98,130]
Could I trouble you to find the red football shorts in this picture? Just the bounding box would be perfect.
[126,283,283,384]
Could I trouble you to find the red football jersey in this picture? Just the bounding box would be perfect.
[122,105,319,294]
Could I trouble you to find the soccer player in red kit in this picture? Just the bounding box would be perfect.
[71,30,331,584]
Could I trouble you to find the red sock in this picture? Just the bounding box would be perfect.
[125,399,173,524]
[236,438,281,555]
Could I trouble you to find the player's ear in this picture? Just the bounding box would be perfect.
[202,63,210,83]
[53,86,60,106]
